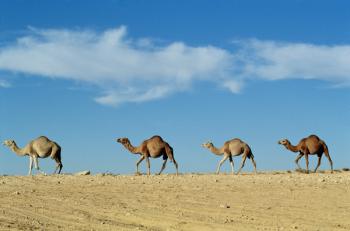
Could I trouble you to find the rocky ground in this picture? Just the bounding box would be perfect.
[0,170,349,231]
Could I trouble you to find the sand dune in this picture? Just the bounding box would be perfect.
[0,171,349,230]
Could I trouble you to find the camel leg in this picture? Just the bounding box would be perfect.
[135,156,145,175]
[314,154,322,173]
[165,146,179,175]
[158,158,168,175]
[53,158,63,174]
[216,156,228,174]
[28,156,33,176]
[229,156,234,175]
[323,149,333,173]
[145,157,151,176]
[172,158,179,176]
[33,156,46,175]
[50,146,63,174]
[304,153,309,174]
[295,152,304,170]
[237,155,247,174]
[250,156,257,174]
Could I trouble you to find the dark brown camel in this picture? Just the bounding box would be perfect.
[116,135,178,175]
[278,134,333,173]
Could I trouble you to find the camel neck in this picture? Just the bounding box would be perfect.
[124,142,139,154]
[209,145,223,156]
[11,143,27,156]
[286,143,299,152]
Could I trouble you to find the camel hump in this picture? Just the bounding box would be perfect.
[308,134,320,141]
[231,138,241,141]
[150,135,163,141]
[36,136,51,142]
[227,138,242,144]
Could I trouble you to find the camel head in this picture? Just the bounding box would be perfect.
[116,137,130,145]
[278,139,290,147]
[3,140,15,148]
[201,141,213,149]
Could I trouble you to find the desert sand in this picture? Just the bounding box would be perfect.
[0,171,349,231]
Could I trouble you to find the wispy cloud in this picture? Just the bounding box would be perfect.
[235,39,350,83]
[0,26,233,105]
[0,26,349,105]
[0,79,11,88]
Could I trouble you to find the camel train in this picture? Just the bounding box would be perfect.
[2,134,333,175]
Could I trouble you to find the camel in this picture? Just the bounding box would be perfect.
[3,136,63,175]
[202,138,257,174]
[278,134,333,173]
[116,135,178,175]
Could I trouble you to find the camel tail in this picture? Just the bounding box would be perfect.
[246,145,254,159]
[164,144,174,162]
[248,152,254,159]
[322,142,330,156]
[321,141,333,172]
[165,143,179,175]
[56,146,62,162]
[54,146,63,174]
[322,142,329,154]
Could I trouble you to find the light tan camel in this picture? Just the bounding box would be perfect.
[116,135,178,175]
[202,138,257,174]
[3,136,63,175]
[278,134,333,173]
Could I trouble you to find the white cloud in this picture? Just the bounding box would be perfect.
[222,80,243,94]
[95,85,175,105]
[0,26,233,105]
[0,27,349,105]
[236,39,350,83]
[0,79,11,88]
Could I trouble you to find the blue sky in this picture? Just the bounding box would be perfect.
[0,0,349,175]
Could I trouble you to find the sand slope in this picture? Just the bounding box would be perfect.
[0,171,349,231]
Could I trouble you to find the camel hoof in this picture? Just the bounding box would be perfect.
[134,172,142,176]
